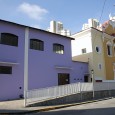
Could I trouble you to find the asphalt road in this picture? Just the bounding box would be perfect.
[28,98,115,115]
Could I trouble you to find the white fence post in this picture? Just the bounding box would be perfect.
[79,82,82,100]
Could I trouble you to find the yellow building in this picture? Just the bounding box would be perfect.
[71,18,115,82]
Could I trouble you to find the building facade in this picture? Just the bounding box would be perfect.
[0,19,88,101]
[82,18,100,30]
[47,20,71,36]
[71,17,115,82]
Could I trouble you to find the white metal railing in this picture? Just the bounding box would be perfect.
[26,82,92,105]
[80,83,93,91]
[25,82,115,106]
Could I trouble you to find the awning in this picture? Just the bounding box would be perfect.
[55,66,72,70]
[0,61,19,65]
[84,73,90,75]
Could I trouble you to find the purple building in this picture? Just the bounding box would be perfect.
[0,19,88,101]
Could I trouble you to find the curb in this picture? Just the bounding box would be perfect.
[0,97,113,115]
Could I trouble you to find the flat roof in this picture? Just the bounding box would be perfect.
[72,27,114,37]
[0,19,74,40]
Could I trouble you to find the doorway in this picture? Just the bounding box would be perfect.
[58,73,70,85]
[84,75,89,82]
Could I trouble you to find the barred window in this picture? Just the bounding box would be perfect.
[0,33,18,46]
[30,39,44,51]
[53,43,64,54]
[0,66,12,74]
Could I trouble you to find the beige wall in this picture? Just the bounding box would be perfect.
[71,28,115,81]
[91,29,106,80]
[72,52,92,62]
[103,38,115,80]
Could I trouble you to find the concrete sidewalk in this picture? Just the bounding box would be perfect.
[0,99,50,114]
[0,97,113,114]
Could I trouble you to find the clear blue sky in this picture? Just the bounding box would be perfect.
[0,0,115,34]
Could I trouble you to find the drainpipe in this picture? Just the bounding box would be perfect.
[24,27,29,107]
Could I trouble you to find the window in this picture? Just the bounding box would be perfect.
[95,46,101,53]
[53,43,64,54]
[98,64,102,70]
[0,66,12,74]
[58,73,70,85]
[30,39,44,51]
[82,48,86,54]
[0,33,18,46]
[107,45,112,56]
[107,41,112,56]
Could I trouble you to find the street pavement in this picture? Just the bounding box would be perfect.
[0,97,114,114]
[31,97,115,115]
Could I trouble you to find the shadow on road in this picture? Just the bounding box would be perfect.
[27,107,115,115]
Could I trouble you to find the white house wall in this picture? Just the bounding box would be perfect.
[71,31,92,57]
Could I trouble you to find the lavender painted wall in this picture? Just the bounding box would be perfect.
[71,61,88,83]
[28,28,73,89]
[0,21,25,100]
[0,20,88,101]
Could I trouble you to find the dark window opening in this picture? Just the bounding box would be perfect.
[0,66,12,74]
[84,75,88,82]
[96,80,102,82]
[0,33,18,46]
[107,45,112,56]
[58,73,70,85]
[96,47,99,52]
[30,39,44,51]
[107,45,110,55]
[82,48,86,54]
[99,64,102,70]
[53,43,64,54]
